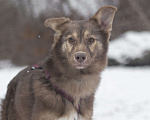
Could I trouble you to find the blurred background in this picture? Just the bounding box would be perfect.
[0,0,150,66]
[0,0,150,120]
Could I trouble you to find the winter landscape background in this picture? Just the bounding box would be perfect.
[1,0,150,120]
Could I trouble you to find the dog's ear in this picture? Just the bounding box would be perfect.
[44,17,70,32]
[91,6,117,32]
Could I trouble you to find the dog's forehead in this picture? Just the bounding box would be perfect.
[65,20,100,34]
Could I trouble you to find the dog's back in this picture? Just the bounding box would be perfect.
[1,66,50,120]
[1,79,17,120]
[1,68,29,120]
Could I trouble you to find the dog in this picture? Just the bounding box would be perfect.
[1,6,117,120]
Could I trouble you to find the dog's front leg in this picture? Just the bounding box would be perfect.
[31,98,60,120]
[79,94,95,120]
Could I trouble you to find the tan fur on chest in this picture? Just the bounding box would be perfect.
[51,74,100,98]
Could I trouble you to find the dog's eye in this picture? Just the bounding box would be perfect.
[88,38,95,44]
[68,38,75,44]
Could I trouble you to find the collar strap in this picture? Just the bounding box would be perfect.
[31,64,81,113]
[50,82,74,103]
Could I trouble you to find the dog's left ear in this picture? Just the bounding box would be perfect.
[44,17,70,32]
[91,6,117,32]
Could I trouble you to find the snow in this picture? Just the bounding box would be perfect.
[0,66,26,98]
[1,65,150,120]
[108,31,150,64]
[93,67,150,120]
[0,60,13,69]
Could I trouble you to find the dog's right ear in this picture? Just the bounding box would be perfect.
[44,17,70,32]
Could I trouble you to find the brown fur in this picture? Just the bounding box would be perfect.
[1,6,117,120]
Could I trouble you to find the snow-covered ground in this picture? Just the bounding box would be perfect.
[93,67,150,120]
[0,65,150,120]
[108,31,150,64]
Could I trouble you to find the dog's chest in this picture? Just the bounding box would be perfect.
[58,111,77,120]
[58,110,84,120]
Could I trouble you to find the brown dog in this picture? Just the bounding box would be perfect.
[1,6,117,120]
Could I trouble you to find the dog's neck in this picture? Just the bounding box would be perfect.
[43,56,101,96]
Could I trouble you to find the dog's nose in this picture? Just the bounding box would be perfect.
[75,52,86,63]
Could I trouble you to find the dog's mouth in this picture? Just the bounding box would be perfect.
[72,62,90,69]
[76,64,86,69]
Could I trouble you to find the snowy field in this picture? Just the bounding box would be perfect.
[0,65,150,120]
[93,67,150,120]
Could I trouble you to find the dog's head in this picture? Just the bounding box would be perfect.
[44,6,117,72]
